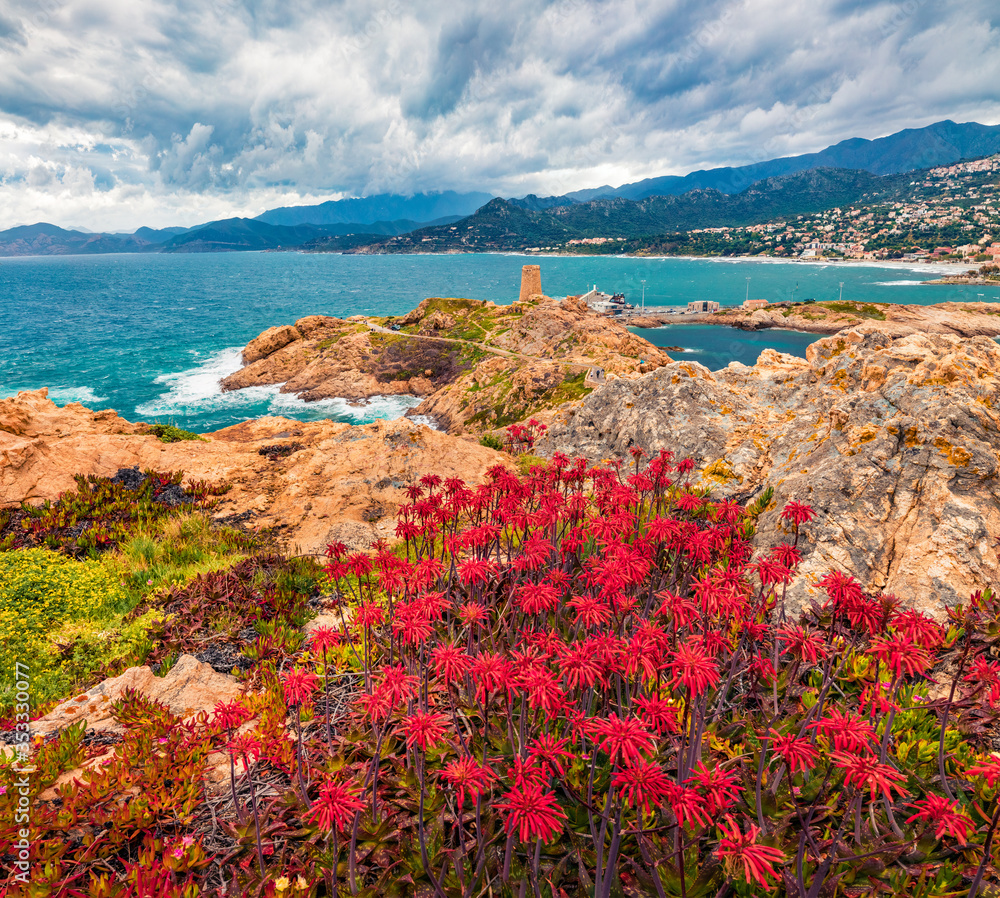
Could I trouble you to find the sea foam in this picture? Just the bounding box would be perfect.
[135,347,425,426]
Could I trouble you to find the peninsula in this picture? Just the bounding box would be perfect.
[640,298,1000,337]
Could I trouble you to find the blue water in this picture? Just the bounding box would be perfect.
[633,324,818,370]
[2,252,998,432]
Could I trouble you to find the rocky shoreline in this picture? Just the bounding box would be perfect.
[636,299,1000,337]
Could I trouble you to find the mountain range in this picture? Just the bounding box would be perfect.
[349,168,912,254]
[1,119,997,257]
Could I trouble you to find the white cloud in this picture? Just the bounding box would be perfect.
[0,0,998,229]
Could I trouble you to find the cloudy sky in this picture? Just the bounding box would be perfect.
[1,0,999,231]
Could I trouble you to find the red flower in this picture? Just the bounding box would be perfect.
[440,756,495,808]
[780,501,815,527]
[213,700,249,732]
[495,782,568,843]
[402,711,450,751]
[229,731,262,762]
[810,709,875,754]
[906,795,972,843]
[634,694,680,736]
[282,668,319,707]
[310,625,341,654]
[613,759,672,816]
[568,594,612,628]
[528,734,576,778]
[458,602,489,626]
[458,557,495,587]
[471,652,510,702]
[354,601,385,630]
[663,783,711,830]
[769,731,819,776]
[376,663,420,707]
[516,581,561,615]
[892,609,944,651]
[431,642,473,686]
[777,625,828,665]
[591,713,656,766]
[717,815,784,890]
[832,751,908,800]
[668,641,718,698]
[355,689,392,723]
[685,760,741,815]
[966,758,1000,787]
[306,779,365,833]
[755,552,794,586]
[869,632,930,678]
[522,668,567,715]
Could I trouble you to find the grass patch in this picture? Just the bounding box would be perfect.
[549,369,594,405]
[148,424,206,443]
[819,301,887,320]
[478,433,504,451]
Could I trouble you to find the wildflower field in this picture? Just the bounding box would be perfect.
[2,449,1000,897]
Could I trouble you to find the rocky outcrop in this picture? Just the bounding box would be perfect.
[1,389,505,556]
[243,323,303,364]
[31,654,242,739]
[667,300,1000,337]
[220,296,672,434]
[538,326,1000,616]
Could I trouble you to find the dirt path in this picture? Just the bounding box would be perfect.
[366,321,592,369]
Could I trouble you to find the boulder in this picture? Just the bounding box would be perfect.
[242,324,301,364]
[31,654,242,739]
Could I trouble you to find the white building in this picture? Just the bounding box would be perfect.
[687,300,720,313]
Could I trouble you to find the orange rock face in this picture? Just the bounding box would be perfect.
[0,389,506,556]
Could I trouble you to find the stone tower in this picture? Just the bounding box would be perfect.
[519,264,542,302]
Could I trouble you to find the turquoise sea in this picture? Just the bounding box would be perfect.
[2,252,998,433]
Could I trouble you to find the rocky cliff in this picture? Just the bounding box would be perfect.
[0,389,505,556]
[537,325,1000,616]
[221,296,671,434]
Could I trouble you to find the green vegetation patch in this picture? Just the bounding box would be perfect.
[0,469,230,556]
[549,369,594,405]
[148,424,206,443]
[819,301,887,320]
[0,548,132,708]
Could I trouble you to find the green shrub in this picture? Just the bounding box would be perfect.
[478,433,504,451]
[148,424,206,443]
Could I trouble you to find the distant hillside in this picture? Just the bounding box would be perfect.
[255,191,494,227]
[505,194,581,211]
[158,216,470,253]
[350,167,910,253]
[569,119,1000,201]
[0,223,164,256]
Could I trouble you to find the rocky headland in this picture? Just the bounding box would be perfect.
[537,325,1000,616]
[221,295,671,433]
[641,299,1000,337]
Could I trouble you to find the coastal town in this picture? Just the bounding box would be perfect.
[536,154,1000,264]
